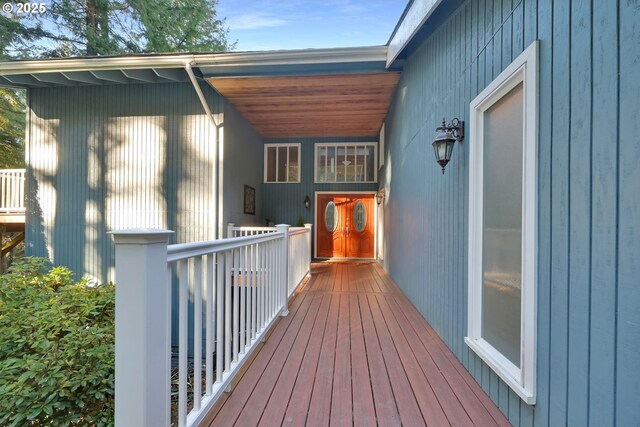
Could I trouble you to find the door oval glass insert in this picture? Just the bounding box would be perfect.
[325,201,339,232]
[353,201,366,232]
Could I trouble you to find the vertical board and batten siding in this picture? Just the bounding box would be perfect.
[27,81,222,283]
[380,0,639,426]
[222,100,264,226]
[261,137,378,228]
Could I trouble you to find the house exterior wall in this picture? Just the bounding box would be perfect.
[26,81,222,283]
[222,100,264,227]
[381,1,639,426]
[261,136,378,228]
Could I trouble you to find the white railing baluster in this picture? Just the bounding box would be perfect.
[224,249,231,372]
[239,245,246,355]
[251,244,257,341]
[268,240,274,319]
[216,252,224,383]
[247,244,252,346]
[205,255,214,396]
[112,225,312,427]
[193,257,203,412]
[258,247,267,329]
[233,248,239,362]
[178,259,188,427]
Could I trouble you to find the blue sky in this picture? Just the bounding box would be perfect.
[216,0,408,52]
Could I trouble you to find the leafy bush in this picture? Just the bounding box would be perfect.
[0,258,115,426]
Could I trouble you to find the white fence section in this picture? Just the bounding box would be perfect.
[0,169,25,213]
[227,223,312,298]
[226,223,276,238]
[110,223,312,427]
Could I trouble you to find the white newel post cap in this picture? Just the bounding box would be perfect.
[108,228,174,244]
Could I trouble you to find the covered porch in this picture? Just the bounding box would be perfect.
[204,262,509,426]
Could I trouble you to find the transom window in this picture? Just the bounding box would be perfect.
[264,143,300,183]
[315,143,377,183]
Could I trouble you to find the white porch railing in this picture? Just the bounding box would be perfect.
[0,169,25,213]
[227,223,312,297]
[110,224,312,427]
[226,223,276,238]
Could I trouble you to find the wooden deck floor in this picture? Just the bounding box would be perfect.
[204,262,510,427]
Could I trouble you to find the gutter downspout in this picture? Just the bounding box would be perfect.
[184,62,223,240]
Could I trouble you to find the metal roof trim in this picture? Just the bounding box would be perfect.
[0,46,389,78]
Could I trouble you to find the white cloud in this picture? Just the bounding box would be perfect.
[227,12,289,30]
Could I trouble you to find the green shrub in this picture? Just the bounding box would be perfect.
[0,258,115,426]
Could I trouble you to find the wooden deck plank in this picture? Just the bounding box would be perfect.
[387,297,493,426]
[348,293,376,427]
[209,278,317,426]
[256,292,325,426]
[306,289,340,426]
[366,294,427,427]
[208,262,509,427]
[235,294,324,426]
[358,293,402,426]
[329,294,352,426]
[281,294,332,426]
[384,292,501,427]
[378,293,476,427]
[372,264,511,427]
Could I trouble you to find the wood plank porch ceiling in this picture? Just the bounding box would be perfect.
[204,262,510,427]
[208,73,400,138]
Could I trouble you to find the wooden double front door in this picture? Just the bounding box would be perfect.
[316,193,375,258]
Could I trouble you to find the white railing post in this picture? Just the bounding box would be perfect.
[109,229,174,427]
[275,224,290,316]
[304,223,313,275]
[227,223,235,238]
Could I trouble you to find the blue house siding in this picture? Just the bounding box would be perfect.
[26,81,222,283]
[261,136,378,228]
[222,100,264,226]
[380,0,639,426]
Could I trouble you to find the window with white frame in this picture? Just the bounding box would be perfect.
[264,143,300,183]
[466,41,538,405]
[314,142,377,183]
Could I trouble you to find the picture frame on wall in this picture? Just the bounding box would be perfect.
[244,185,256,215]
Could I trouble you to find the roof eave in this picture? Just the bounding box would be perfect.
[386,0,443,67]
[0,45,389,77]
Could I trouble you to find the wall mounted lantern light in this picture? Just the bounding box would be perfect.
[376,188,385,205]
[304,195,310,209]
[432,117,464,174]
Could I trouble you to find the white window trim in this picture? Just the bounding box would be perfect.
[465,40,538,405]
[313,142,378,184]
[379,123,385,169]
[263,143,301,183]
